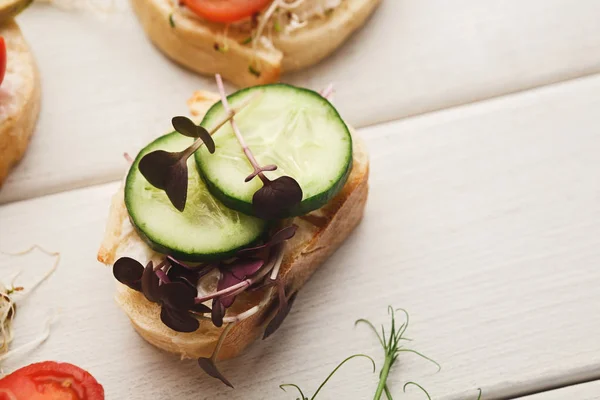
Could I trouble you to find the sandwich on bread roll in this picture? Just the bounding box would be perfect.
[131,0,382,86]
[97,77,368,386]
[0,16,40,187]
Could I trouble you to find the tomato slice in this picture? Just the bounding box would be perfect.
[0,361,104,400]
[182,0,273,23]
[0,37,6,87]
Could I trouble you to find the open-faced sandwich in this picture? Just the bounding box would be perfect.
[0,4,41,187]
[97,76,368,386]
[131,0,381,86]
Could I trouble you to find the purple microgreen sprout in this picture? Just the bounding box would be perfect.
[198,322,235,387]
[217,270,242,308]
[250,241,285,288]
[167,261,215,289]
[208,258,265,326]
[155,269,170,284]
[159,282,201,332]
[167,255,213,272]
[237,225,297,257]
[319,83,334,100]
[113,257,144,292]
[196,279,252,306]
[215,74,303,220]
[211,298,225,327]
[189,302,212,314]
[226,258,264,280]
[356,307,440,400]
[280,354,375,400]
[198,241,289,327]
[141,261,161,303]
[112,227,296,333]
[139,117,214,212]
[139,92,258,212]
[260,240,295,339]
[193,237,290,306]
[263,288,297,339]
[123,152,133,164]
[113,256,211,333]
[260,238,296,339]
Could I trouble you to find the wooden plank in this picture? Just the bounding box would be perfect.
[519,382,600,400]
[289,0,600,126]
[3,0,600,203]
[1,74,600,398]
[0,4,213,205]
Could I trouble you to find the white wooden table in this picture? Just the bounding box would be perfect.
[1,1,600,399]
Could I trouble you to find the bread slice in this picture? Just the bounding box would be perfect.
[97,90,369,360]
[130,0,381,87]
[0,20,40,186]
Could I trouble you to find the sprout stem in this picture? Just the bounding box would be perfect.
[223,305,260,323]
[373,356,393,400]
[312,354,375,399]
[153,260,168,271]
[320,83,334,100]
[179,89,258,162]
[269,243,286,280]
[166,256,196,269]
[155,269,170,284]
[1,245,60,301]
[215,74,269,184]
[195,280,251,304]
[0,315,55,363]
[193,243,285,305]
[211,322,235,362]
[384,385,393,400]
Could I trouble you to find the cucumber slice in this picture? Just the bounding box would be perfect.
[125,133,268,261]
[195,84,353,217]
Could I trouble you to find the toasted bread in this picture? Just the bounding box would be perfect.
[0,21,40,186]
[97,90,369,360]
[130,0,381,87]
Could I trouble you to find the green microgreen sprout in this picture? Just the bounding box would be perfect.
[355,307,440,400]
[403,382,431,399]
[169,12,175,28]
[280,354,375,400]
[240,36,252,45]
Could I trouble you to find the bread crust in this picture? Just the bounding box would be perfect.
[0,21,41,186]
[97,90,369,360]
[130,0,381,87]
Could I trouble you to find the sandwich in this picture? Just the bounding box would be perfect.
[0,7,40,187]
[130,0,381,86]
[97,75,369,386]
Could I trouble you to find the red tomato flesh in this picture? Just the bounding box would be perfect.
[0,37,6,86]
[182,0,273,23]
[0,361,104,400]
